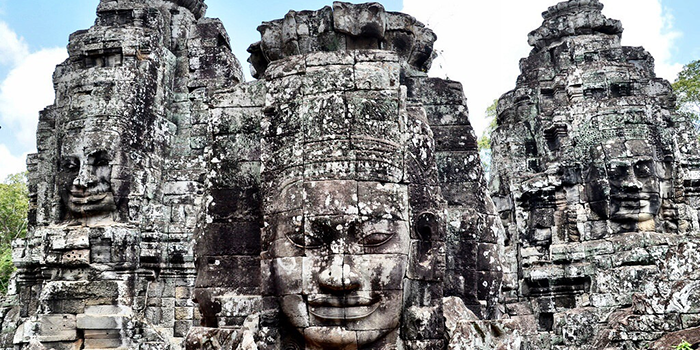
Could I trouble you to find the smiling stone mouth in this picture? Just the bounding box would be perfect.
[615,199,650,206]
[70,192,108,204]
[307,296,379,320]
[611,193,655,200]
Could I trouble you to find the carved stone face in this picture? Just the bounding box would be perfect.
[58,132,119,221]
[584,141,666,225]
[268,179,410,349]
[606,157,662,222]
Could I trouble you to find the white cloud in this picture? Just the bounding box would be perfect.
[402,0,682,138]
[602,0,682,81]
[0,47,67,151]
[0,144,27,181]
[0,21,29,67]
[0,21,66,176]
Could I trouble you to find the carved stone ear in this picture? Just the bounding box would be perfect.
[409,212,445,282]
[414,211,440,241]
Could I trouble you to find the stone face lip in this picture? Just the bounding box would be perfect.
[528,0,623,50]
[247,1,437,78]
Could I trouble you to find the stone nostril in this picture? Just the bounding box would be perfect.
[622,179,643,189]
[343,273,361,291]
[73,177,86,188]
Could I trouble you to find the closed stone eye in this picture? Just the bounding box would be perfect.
[634,161,654,177]
[285,232,324,249]
[358,232,394,247]
[62,157,79,171]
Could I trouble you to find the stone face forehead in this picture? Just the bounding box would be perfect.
[261,51,407,184]
[299,179,409,218]
[571,119,668,165]
[60,130,122,156]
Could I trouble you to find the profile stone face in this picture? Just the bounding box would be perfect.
[490,0,700,348]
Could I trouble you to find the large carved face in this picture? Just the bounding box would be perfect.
[584,140,667,225]
[268,179,410,349]
[606,157,662,222]
[58,131,121,221]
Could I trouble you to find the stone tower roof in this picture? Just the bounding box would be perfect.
[247,1,437,78]
[169,0,207,17]
[528,0,623,50]
[98,0,207,19]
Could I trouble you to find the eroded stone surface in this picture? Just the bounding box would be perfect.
[190,2,503,349]
[247,2,437,78]
[4,0,242,348]
[7,0,700,349]
[490,0,700,349]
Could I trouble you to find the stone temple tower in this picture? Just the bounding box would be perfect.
[8,0,242,348]
[189,2,507,349]
[490,0,700,349]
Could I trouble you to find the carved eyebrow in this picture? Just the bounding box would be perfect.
[61,156,80,169]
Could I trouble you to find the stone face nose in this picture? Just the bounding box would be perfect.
[318,255,361,293]
[620,175,643,190]
[73,164,97,188]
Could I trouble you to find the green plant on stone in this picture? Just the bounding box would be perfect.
[674,340,693,350]
[478,99,498,177]
[0,246,13,293]
[0,172,28,294]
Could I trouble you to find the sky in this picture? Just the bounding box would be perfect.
[0,0,698,181]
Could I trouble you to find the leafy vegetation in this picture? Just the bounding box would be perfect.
[477,99,498,151]
[0,172,29,293]
[673,340,692,350]
[478,100,498,176]
[672,59,700,127]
